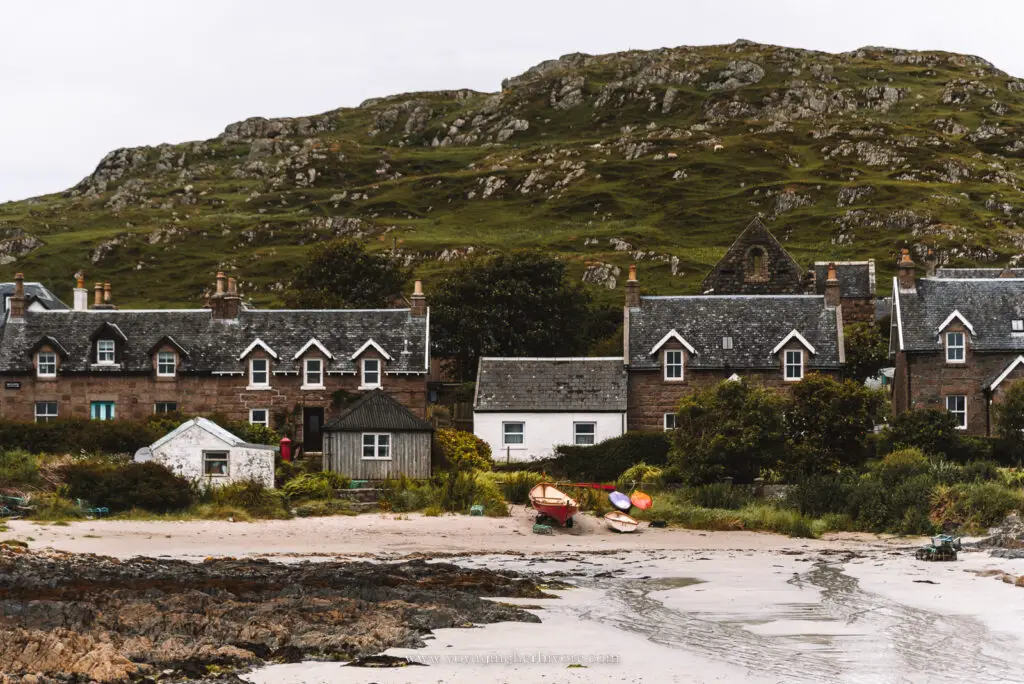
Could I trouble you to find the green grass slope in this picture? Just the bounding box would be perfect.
[1,40,1022,308]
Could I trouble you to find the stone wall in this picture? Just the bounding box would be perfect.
[701,220,805,295]
[841,297,876,325]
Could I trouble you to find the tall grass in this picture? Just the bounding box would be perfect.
[633,493,833,539]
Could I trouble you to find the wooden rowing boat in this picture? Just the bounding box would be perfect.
[630,490,653,510]
[529,482,579,527]
[604,510,640,533]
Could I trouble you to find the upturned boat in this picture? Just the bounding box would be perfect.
[604,510,640,533]
[529,482,579,527]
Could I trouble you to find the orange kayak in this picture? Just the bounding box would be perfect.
[630,490,653,510]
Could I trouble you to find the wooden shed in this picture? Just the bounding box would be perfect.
[322,390,433,479]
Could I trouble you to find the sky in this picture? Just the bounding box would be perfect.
[1,0,1022,203]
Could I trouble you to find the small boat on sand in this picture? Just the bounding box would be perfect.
[604,510,640,533]
[608,491,632,512]
[630,490,653,511]
[529,482,579,527]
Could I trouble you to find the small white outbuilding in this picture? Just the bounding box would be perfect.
[145,417,277,488]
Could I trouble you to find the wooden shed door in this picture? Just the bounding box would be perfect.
[303,407,324,452]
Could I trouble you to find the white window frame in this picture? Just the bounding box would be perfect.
[36,351,56,378]
[945,331,965,364]
[722,336,734,350]
[249,408,269,426]
[664,413,678,431]
[664,349,684,381]
[156,351,176,377]
[784,349,804,381]
[303,358,324,389]
[249,358,270,389]
[946,395,967,430]
[154,402,177,414]
[1013,319,1024,333]
[502,421,525,446]
[361,433,391,460]
[34,401,57,423]
[360,358,381,389]
[203,450,230,477]
[573,422,596,446]
[96,339,115,365]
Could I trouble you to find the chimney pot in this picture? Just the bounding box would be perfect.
[215,271,226,295]
[625,264,640,309]
[410,280,426,317]
[103,282,112,303]
[824,262,841,307]
[897,249,917,292]
[94,282,103,307]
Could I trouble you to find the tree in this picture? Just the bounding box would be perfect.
[670,380,788,485]
[995,381,1024,465]
[841,322,890,383]
[431,252,594,380]
[885,408,964,460]
[285,240,410,309]
[436,428,493,472]
[784,373,888,476]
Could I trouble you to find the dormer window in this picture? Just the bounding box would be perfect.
[722,336,734,350]
[664,350,683,381]
[1013,319,1024,333]
[784,350,804,381]
[249,358,270,388]
[304,358,324,389]
[96,339,115,365]
[945,331,965,363]
[37,351,56,378]
[156,351,176,377]
[361,358,381,389]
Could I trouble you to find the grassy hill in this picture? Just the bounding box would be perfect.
[1,39,1022,308]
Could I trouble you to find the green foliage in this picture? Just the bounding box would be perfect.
[633,494,826,538]
[436,428,493,472]
[284,239,411,309]
[28,493,85,522]
[293,500,356,517]
[670,380,788,485]
[59,461,192,514]
[686,483,753,510]
[537,432,670,481]
[841,322,890,383]
[784,374,887,476]
[431,252,597,380]
[616,462,662,490]
[486,470,544,505]
[0,449,40,486]
[380,472,509,516]
[885,409,964,460]
[282,472,350,501]
[995,382,1024,465]
[961,459,1001,482]
[206,479,289,519]
[235,423,282,446]
[930,482,1024,531]
[0,419,160,456]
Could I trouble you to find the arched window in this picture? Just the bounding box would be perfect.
[745,246,769,282]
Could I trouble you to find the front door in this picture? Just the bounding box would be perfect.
[303,407,324,452]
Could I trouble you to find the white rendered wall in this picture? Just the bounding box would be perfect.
[474,412,626,463]
[151,424,276,488]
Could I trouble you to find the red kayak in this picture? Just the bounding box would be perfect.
[529,482,579,528]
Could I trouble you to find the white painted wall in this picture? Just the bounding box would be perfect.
[151,423,276,488]
[474,411,626,463]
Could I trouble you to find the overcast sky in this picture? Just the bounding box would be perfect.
[1,0,1021,203]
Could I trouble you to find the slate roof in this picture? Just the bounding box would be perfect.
[894,277,1024,352]
[150,417,277,451]
[474,357,628,412]
[934,267,1024,279]
[0,283,69,321]
[0,307,429,374]
[627,295,842,370]
[812,261,875,298]
[324,390,432,432]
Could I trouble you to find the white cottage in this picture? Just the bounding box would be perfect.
[473,357,628,462]
[146,417,277,488]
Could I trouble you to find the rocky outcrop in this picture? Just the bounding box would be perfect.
[0,547,550,683]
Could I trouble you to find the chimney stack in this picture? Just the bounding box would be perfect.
[625,264,640,310]
[93,282,103,307]
[897,249,917,292]
[924,249,938,277]
[211,274,242,319]
[216,271,226,295]
[410,280,426,317]
[91,281,117,310]
[103,282,112,304]
[9,273,25,321]
[73,272,88,311]
[824,262,841,308]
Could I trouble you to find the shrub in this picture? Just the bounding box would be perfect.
[885,409,964,460]
[872,448,931,486]
[293,500,356,517]
[208,479,288,519]
[995,382,1024,466]
[656,465,686,487]
[931,482,1024,531]
[0,449,40,487]
[616,462,662,490]
[929,459,965,485]
[283,472,350,501]
[29,493,85,521]
[540,432,670,481]
[486,470,544,505]
[0,419,161,455]
[687,483,752,510]
[787,473,856,517]
[59,461,192,514]
[436,429,493,472]
[962,460,1001,483]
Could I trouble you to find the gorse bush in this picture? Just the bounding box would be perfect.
[59,461,192,514]
[436,428,493,472]
[0,449,40,486]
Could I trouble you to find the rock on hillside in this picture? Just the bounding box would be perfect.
[1,40,1023,306]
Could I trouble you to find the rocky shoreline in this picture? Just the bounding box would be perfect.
[0,546,555,683]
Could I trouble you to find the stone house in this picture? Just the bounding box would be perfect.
[890,252,1024,435]
[700,217,806,295]
[0,273,430,452]
[145,417,276,488]
[473,357,628,462]
[322,390,433,479]
[625,264,845,432]
[810,260,877,324]
[0,279,68,323]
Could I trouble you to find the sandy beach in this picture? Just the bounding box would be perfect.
[6,510,1024,683]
